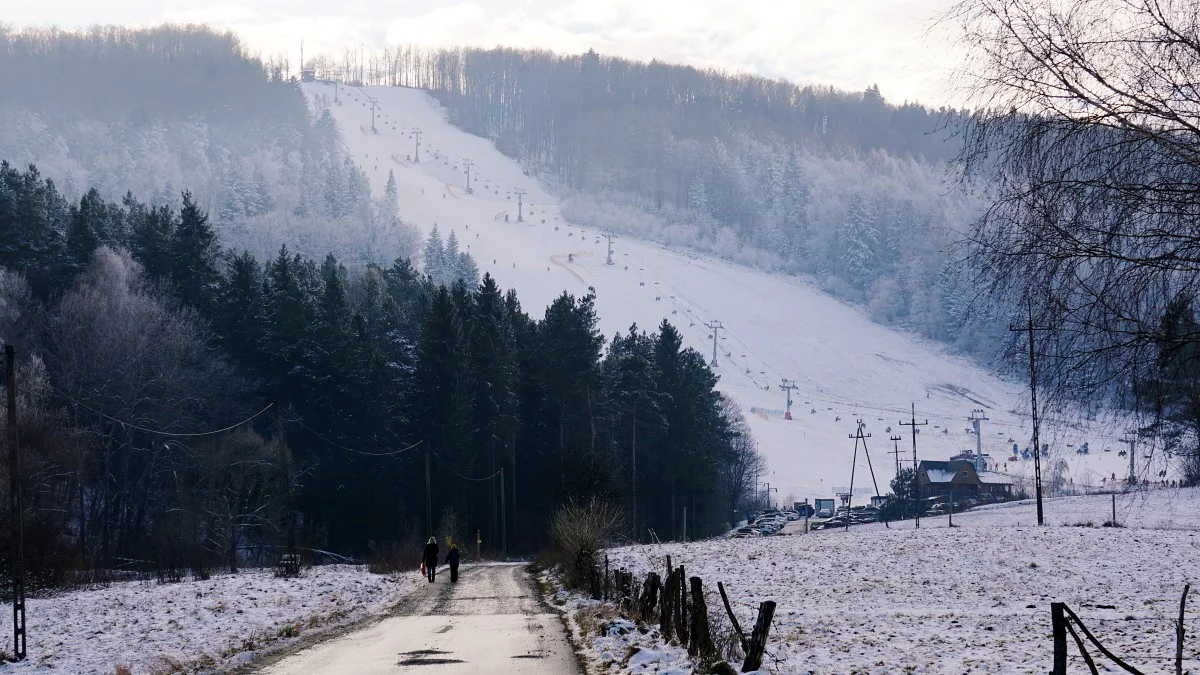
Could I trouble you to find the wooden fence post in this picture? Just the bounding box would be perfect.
[742,600,776,672]
[688,577,718,662]
[677,565,690,646]
[1051,602,1067,675]
[1178,584,1190,675]
[660,569,677,642]
[641,572,661,621]
[718,581,748,652]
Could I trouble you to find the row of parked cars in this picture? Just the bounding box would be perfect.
[810,505,882,530]
[728,508,802,538]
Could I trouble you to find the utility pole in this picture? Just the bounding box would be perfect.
[845,420,889,531]
[900,403,928,528]
[760,483,777,509]
[1010,298,1052,526]
[514,189,526,222]
[969,409,990,472]
[500,467,507,560]
[463,159,474,194]
[779,379,798,420]
[889,435,904,476]
[425,443,432,535]
[5,346,26,661]
[1120,432,1138,484]
[604,232,617,265]
[705,321,724,367]
[413,128,423,163]
[274,403,298,576]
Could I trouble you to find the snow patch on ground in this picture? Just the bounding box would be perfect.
[606,489,1200,673]
[544,574,697,675]
[0,565,419,675]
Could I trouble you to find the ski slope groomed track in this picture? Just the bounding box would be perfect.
[306,82,1170,504]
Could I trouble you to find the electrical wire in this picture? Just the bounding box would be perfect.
[50,385,274,437]
[289,417,422,457]
[431,451,502,482]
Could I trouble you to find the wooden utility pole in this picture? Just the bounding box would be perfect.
[425,443,432,535]
[1010,299,1051,525]
[5,346,26,661]
[499,467,507,559]
[845,421,889,531]
[889,435,904,476]
[900,404,927,528]
[274,403,298,575]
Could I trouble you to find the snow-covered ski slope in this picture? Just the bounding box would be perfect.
[305,82,1162,501]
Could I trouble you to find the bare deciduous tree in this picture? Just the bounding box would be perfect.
[951,0,1200,427]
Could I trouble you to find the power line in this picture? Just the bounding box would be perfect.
[288,417,422,457]
[50,386,275,437]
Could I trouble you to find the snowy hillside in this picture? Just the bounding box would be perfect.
[303,82,1165,504]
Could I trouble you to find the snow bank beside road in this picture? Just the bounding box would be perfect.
[0,565,419,675]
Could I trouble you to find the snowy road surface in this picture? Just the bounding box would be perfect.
[259,563,581,674]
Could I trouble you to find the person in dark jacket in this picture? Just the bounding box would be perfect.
[445,544,461,583]
[423,537,439,582]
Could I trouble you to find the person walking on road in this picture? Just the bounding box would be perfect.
[446,544,461,583]
[423,537,439,583]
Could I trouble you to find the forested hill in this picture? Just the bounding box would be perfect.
[306,46,997,355]
[0,161,762,582]
[0,26,421,267]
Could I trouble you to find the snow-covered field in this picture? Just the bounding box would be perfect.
[306,82,1169,505]
[594,488,1200,673]
[0,566,418,675]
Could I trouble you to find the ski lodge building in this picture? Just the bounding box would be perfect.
[917,460,1014,501]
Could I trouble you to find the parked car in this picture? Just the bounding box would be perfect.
[783,511,800,521]
[816,508,833,518]
[729,526,762,538]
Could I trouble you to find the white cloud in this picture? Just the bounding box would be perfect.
[9,0,964,105]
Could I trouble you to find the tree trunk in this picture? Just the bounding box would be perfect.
[631,402,638,540]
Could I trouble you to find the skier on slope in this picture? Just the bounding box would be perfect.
[423,537,439,583]
[445,544,461,583]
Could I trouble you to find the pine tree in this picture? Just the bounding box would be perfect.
[128,197,175,282]
[171,191,221,314]
[424,224,445,284]
[213,250,266,367]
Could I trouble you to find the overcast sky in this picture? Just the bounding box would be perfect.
[9,0,963,105]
